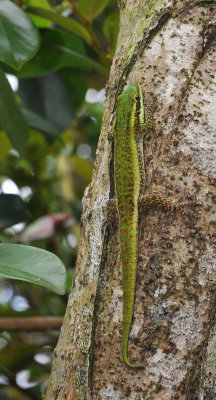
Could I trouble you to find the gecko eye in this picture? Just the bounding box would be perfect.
[135,94,140,100]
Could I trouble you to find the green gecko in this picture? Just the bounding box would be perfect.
[112,83,175,368]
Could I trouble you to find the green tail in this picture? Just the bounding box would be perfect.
[122,321,143,368]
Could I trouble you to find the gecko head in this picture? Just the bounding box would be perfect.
[120,84,148,129]
[117,85,138,104]
[116,84,153,131]
[116,85,142,118]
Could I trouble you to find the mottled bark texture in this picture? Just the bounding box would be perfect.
[44,1,216,399]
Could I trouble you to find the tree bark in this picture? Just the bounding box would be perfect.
[44,0,216,399]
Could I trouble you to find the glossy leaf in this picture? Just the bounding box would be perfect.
[0,244,66,294]
[27,6,91,43]
[0,68,29,155]
[22,108,60,141]
[0,0,40,69]
[59,69,87,109]
[25,0,52,28]
[0,194,31,230]
[1,28,109,78]
[78,0,110,21]
[11,29,91,78]
[18,73,72,135]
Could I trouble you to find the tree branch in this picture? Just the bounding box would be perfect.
[0,317,63,331]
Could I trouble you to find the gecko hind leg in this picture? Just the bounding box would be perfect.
[139,193,177,213]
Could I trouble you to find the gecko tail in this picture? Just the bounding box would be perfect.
[122,309,144,368]
[122,348,144,369]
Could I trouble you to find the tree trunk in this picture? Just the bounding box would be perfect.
[43,1,216,399]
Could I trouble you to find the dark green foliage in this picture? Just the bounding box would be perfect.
[0,194,31,230]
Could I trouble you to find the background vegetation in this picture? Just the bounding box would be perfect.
[0,0,118,398]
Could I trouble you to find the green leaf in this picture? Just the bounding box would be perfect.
[1,28,109,78]
[27,6,91,43]
[0,244,66,295]
[0,0,40,69]
[0,67,29,155]
[12,28,90,77]
[24,0,52,28]
[78,0,110,21]
[18,73,72,135]
[54,45,109,76]
[22,108,60,141]
[59,69,87,109]
[103,12,119,56]
[0,194,31,230]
